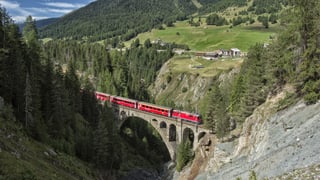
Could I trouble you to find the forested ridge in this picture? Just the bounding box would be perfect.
[41,38,183,101]
[39,0,197,42]
[38,0,264,42]
[0,8,170,179]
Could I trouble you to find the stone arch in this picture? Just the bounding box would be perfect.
[120,110,127,120]
[183,127,194,147]
[160,121,167,129]
[198,132,206,142]
[118,116,173,159]
[169,124,176,141]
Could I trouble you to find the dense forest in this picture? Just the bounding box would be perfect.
[198,0,247,14]
[41,38,184,102]
[39,0,197,42]
[0,8,170,179]
[204,0,320,137]
[248,0,289,14]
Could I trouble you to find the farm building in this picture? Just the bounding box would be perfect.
[230,48,241,56]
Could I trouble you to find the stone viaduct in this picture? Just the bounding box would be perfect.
[112,105,210,160]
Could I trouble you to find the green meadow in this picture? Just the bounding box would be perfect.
[126,21,279,52]
[167,55,243,77]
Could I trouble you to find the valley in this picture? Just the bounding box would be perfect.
[1,0,320,179]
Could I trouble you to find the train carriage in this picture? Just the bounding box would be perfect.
[110,96,138,108]
[172,110,202,124]
[95,91,110,102]
[138,102,172,117]
[93,90,202,124]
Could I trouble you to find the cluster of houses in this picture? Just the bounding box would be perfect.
[195,48,242,60]
[173,48,243,60]
[151,39,167,46]
[151,38,243,60]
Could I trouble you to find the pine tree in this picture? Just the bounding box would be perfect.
[49,65,70,139]
[293,0,320,103]
[176,140,193,172]
[214,85,230,138]
[25,73,33,128]
[65,61,82,113]
[93,108,112,170]
[205,95,216,134]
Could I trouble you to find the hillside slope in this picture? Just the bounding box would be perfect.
[39,0,197,41]
[0,102,97,179]
[150,54,242,113]
[184,87,320,179]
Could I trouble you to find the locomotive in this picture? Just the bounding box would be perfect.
[95,91,202,124]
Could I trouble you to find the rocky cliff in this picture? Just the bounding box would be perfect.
[150,59,214,111]
[174,86,320,179]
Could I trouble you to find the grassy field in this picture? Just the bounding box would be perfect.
[167,54,243,77]
[125,21,279,52]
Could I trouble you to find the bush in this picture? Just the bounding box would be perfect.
[161,83,166,90]
[304,92,319,105]
[182,87,188,93]
[176,141,193,172]
[166,75,172,83]
[249,170,257,180]
[277,93,297,111]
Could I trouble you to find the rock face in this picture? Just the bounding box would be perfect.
[196,98,320,179]
[150,60,213,108]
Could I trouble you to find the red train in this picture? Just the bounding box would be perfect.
[94,91,202,124]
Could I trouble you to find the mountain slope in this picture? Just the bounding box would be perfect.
[39,0,286,42]
[196,92,320,179]
[39,0,197,41]
[172,86,320,179]
[0,104,97,179]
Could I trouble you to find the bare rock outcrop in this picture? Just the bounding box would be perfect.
[196,92,320,179]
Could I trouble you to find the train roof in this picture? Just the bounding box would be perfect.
[173,109,200,116]
[112,96,138,102]
[95,91,111,96]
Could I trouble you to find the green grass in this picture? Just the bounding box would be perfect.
[125,21,279,52]
[167,54,243,77]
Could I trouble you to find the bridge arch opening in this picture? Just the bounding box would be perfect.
[183,127,194,147]
[120,117,171,163]
[169,124,176,141]
[120,110,127,120]
[160,121,167,129]
[152,118,158,123]
[198,132,206,142]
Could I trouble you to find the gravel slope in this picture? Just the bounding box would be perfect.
[196,100,320,180]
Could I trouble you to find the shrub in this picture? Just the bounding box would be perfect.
[304,92,319,105]
[182,87,188,93]
[166,75,172,83]
[176,141,193,172]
